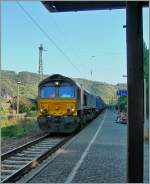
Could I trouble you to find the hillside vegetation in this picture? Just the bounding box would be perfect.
[1,70,126,103]
[1,71,44,98]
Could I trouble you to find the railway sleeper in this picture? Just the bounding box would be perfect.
[2,160,29,165]
[1,169,17,175]
[22,150,42,155]
[15,153,38,158]
[31,145,52,149]
[1,165,20,170]
[26,148,47,152]
[8,156,33,161]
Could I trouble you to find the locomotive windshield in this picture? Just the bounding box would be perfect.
[59,86,75,98]
[40,82,75,98]
[40,86,56,98]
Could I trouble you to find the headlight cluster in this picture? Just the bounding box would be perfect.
[67,107,75,114]
[40,108,48,115]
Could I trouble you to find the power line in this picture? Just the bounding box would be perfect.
[16,1,81,74]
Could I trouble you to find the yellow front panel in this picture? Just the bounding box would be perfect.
[38,98,77,116]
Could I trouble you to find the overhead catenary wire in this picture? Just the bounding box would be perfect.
[16,1,82,74]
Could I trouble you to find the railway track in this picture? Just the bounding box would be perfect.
[1,134,71,183]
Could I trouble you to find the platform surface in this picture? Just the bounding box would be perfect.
[27,109,148,183]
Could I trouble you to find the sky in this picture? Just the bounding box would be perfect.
[2,1,149,84]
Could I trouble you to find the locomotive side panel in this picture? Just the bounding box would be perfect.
[96,96,101,112]
[88,93,96,109]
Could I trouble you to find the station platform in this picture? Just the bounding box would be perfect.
[23,109,148,183]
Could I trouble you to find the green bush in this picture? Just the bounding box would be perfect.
[26,111,37,117]
[117,96,127,111]
[1,119,36,138]
[0,107,9,115]
[31,103,37,111]
[1,125,30,138]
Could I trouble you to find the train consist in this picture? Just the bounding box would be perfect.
[37,74,105,133]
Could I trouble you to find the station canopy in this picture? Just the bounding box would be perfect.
[42,1,148,12]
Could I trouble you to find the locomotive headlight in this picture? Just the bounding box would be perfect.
[67,108,75,114]
[71,108,75,112]
[55,81,59,86]
[40,108,45,114]
[40,109,43,113]
[40,108,48,115]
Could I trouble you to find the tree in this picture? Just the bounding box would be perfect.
[13,96,32,114]
[117,96,127,111]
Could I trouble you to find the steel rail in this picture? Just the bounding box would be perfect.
[1,110,105,183]
[1,134,50,161]
[1,135,72,183]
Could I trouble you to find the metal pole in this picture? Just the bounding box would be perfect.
[90,56,95,81]
[126,2,144,182]
[17,84,19,114]
[144,78,146,122]
[0,33,1,108]
[0,63,1,109]
[38,44,47,83]
[38,44,43,82]
[17,82,21,114]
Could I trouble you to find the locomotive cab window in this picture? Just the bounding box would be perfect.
[59,83,75,98]
[40,85,56,98]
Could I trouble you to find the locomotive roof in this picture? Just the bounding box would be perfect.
[39,74,78,86]
[39,74,94,95]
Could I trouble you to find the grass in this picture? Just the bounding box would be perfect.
[1,117,37,138]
